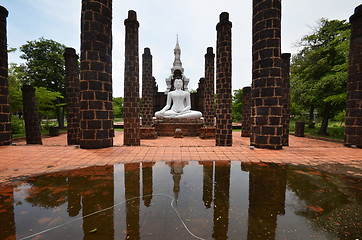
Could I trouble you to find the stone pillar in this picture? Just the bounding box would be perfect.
[22,85,42,144]
[64,48,80,145]
[345,4,362,148]
[197,77,205,113]
[216,12,232,146]
[295,121,305,137]
[0,6,11,146]
[281,53,291,146]
[242,86,252,137]
[141,47,153,127]
[251,0,283,150]
[80,0,113,149]
[124,10,140,146]
[204,47,215,127]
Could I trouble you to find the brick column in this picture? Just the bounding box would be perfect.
[124,10,140,146]
[281,53,291,146]
[22,85,42,144]
[216,12,232,146]
[141,48,153,127]
[197,77,205,112]
[242,86,252,137]
[64,48,80,145]
[345,4,362,148]
[204,47,215,127]
[80,0,113,149]
[0,6,11,145]
[251,0,283,150]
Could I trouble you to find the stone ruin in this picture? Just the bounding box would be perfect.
[0,1,361,149]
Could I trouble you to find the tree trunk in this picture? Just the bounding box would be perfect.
[56,97,64,129]
[318,102,330,135]
[308,106,315,128]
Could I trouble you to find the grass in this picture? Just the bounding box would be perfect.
[289,120,344,141]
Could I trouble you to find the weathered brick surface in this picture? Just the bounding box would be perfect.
[142,48,153,127]
[124,10,140,146]
[216,12,233,146]
[80,0,113,149]
[251,0,283,150]
[153,118,204,137]
[0,6,11,146]
[22,85,42,144]
[295,121,305,137]
[204,47,216,127]
[64,48,80,145]
[242,87,252,137]
[281,53,291,146]
[345,4,362,148]
[140,127,157,139]
[197,77,205,113]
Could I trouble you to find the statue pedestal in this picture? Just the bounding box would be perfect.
[140,127,157,139]
[153,118,204,137]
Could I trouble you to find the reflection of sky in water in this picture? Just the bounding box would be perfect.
[0,161,360,239]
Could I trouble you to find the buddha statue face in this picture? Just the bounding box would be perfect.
[174,78,183,90]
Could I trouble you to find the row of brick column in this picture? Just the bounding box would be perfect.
[250,0,283,150]
[345,4,362,148]
[141,48,153,127]
[79,0,114,149]
[64,48,81,145]
[216,12,233,146]
[124,10,140,146]
[204,47,215,127]
[0,6,11,145]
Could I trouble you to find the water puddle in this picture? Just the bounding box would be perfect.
[0,161,360,239]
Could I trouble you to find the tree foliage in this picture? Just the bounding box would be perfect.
[232,89,243,122]
[19,37,66,94]
[290,18,350,135]
[113,97,124,118]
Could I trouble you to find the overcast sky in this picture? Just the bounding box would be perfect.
[2,0,360,97]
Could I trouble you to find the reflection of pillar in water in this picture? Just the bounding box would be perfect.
[67,172,82,217]
[199,161,214,208]
[168,162,186,201]
[124,163,140,240]
[0,185,15,240]
[212,161,231,239]
[243,163,287,240]
[142,162,154,207]
[81,166,114,239]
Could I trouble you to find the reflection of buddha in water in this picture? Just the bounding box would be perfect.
[155,78,202,119]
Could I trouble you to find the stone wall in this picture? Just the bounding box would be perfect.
[124,10,140,146]
[22,85,42,144]
[0,6,11,146]
[64,48,80,145]
[80,0,114,149]
[242,86,252,137]
[204,47,216,127]
[251,0,283,150]
[281,53,291,146]
[345,4,362,148]
[141,48,153,127]
[216,12,233,146]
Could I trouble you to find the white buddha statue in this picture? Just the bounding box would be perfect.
[155,78,202,119]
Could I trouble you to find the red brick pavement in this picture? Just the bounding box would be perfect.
[0,131,360,183]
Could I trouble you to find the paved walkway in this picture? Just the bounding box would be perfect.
[0,131,361,183]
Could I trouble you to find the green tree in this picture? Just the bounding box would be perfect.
[19,37,66,128]
[113,97,124,118]
[232,89,243,122]
[8,63,62,119]
[291,18,350,135]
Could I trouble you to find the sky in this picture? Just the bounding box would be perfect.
[1,0,360,97]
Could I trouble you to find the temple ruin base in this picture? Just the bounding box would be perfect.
[153,118,204,137]
[140,127,157,139]
[200,126,216,139]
